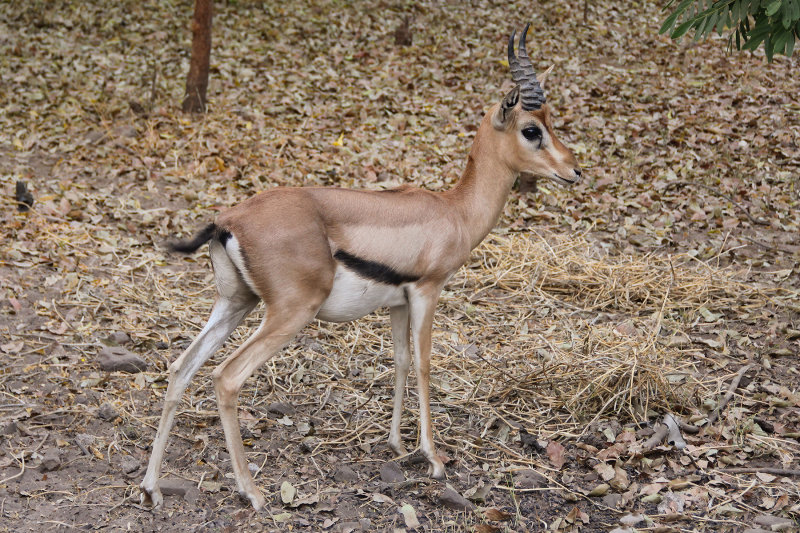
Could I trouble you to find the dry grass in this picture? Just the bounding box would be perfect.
[99,228,788,466]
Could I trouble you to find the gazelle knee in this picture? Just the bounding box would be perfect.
[212,367,239,404]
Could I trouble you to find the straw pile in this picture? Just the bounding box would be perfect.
[105,228,778,461]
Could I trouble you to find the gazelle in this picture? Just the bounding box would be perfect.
[140,25,581,511]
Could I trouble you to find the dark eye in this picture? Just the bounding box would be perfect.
[521,126,542,142]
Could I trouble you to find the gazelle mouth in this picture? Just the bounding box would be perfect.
[552,174,578,186]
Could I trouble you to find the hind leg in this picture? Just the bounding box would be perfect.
[141,241,258,508]
[140,293,256,507]
[212,296,324,510]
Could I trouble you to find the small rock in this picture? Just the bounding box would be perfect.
[619,513,645,526]
[97,403,119,421]
[39,449,61,472]
[106,331,131,345]
[754,515,794,531]
[97,346,147,373]
[120,424,139,440]
[85,130,105,143]
[333,465,359,483]
[514,469,546,489]
[299,437,319,453]
[114,125,138,139]
[75,433,95,449]
[159,479,192,497]
[379,461,405,483]
[519,429,544,451]
[74,395,90,405]
[438,486,475,512]
[1,422,19,436]
[603,493,623,509]
[267,402,296,416]
[155,341,169,350]
[120,457,140,474]
[183,487,200,504]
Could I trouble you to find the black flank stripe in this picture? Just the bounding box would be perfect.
[334,250,420,286]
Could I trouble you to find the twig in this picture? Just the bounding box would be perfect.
[740,235,792,254]
[75,438,92,457]
[679,420,700,434]
[148,61,158,112]
[0,455,25,485]
[108,492,140,513]
[642,423,670,451]
[719,467,800,476]
[706,364,753,427]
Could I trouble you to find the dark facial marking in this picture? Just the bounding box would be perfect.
[334,250,420,286]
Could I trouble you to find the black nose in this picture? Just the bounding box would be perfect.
[574,169,582,178]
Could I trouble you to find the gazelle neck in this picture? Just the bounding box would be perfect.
[446,117,518,250]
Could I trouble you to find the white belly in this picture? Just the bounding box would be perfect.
[316,265,408,322]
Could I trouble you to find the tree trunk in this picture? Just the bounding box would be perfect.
[182,0,213,113]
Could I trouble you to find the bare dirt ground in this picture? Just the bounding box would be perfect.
[1,0,799,531]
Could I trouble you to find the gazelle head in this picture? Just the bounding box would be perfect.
[491,24,581,186]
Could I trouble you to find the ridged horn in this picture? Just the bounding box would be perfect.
[507,23,546,110]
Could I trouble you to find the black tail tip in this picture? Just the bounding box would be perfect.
[166,223,218,254]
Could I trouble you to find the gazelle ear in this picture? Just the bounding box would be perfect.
[493,85,520,130]
[537,65,554,90]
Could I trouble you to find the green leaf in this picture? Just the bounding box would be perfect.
[660,0,697,34]
[732,0,741,23]
[783,7,796,28]
[672,18,697,38]
[766,0,782,16]
[765,34,775,61]
[661,0,797,58]
[773,27,793,52]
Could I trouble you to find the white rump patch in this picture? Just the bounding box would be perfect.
[217,235,259,296]
[316,264,407,323]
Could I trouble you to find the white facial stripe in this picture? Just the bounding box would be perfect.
[549,143,566,164]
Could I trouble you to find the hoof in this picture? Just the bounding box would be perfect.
[389,442,409,457]
[139,485,163,509]
[239,489,266,511]
[427,458,446,480]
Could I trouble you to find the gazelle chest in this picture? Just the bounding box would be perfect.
[316,264,408,323]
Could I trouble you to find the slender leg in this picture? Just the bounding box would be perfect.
[140,294,257,508]
[212,304,320,511]
[388,304,411,456]
[407,285,446,479]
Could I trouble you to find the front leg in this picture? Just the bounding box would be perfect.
[407,284,446,479]
[388,304,411,456]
